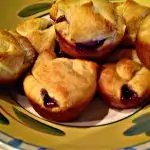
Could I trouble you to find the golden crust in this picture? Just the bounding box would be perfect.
[56,0,125,42]
[65,1,116,42]
[115,0,150,45]
[27,26,56,53]
[16,18,52,36]
[116,58,141,81]
[9,31,37,71]
[24,51,98,121]
[16,18,56,53]
[136,14,150,69]
[0,29,24,83]
[98,58,150,109]
[0,29,36,85]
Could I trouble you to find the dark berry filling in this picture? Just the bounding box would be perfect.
[41,89,58,108]
[54,41,61,56]
[75,39,106,50]
[56,15,66,23]
[121,84,139,104]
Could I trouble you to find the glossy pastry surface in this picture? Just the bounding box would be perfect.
[136,14,150,70]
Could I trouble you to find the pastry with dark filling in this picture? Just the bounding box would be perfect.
[98,58,150,109]
[23,51,98,122]
[54,0,125,60]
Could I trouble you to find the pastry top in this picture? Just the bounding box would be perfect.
[16,18,56,53]
[136,14,150,70]
[0,28,36,84]
[137,14,150,44]
[66,1,116,42]
[28,51,98,112]
[16,18,52,37]
[0,29,24,75]
[115,0,150,42]
[116,58,141,81]
[55,0,125,43]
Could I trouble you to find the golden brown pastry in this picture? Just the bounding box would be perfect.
[50,0,86,22]
[0,29,36,84]
[115,0,150,46]
[16,18,56,53]
[54,0,125,60]
[9,31,37,71]
[136,14,150,70]
[98,58,150,109]
[23,51,98,122]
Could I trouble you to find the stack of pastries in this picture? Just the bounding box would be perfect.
[0,0,150,122]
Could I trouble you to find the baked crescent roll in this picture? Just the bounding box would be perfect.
[0,29,36,84]
[16,18,56,53]
[23,51,98,122]
[98,58,150,109]
[54,0,125,60]
[9,31,37,71]
[115,0,150,46]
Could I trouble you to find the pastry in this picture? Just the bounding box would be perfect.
[23,51,98,122]
[115,0,150,46]
[16,18,56,53]
[50,0,85,22]
[54,0,125,60]
[136,14,150,70]
[0,29,36,84]
[9,31,37,71]
[98,58,150,109]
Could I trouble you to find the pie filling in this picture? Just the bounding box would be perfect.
[56,15,66,23]
[121,84,139,104]
[41,88,58,108]
[75,39,106,50]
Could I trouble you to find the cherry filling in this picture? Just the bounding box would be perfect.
[75,39,106,50]
[54,41,61,56]
[56,15,66,23]
[121,84,139,104]
[41,89,58,108]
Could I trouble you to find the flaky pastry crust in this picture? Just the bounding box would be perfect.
[24,51,98,121]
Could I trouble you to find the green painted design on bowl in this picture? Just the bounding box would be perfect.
[124,112,150,136]
[0,112,9,125]
[13,107,65,136]
[18,2,52,18]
